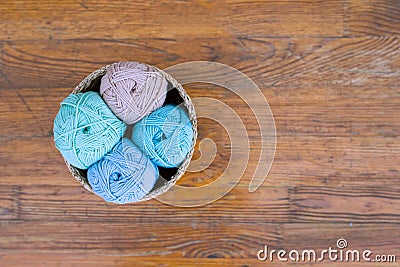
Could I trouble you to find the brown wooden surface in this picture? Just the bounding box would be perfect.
[0,0,399,266]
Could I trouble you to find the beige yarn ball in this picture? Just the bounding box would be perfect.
[100,61,168,124]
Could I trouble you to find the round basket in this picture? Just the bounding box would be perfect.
[64,64,197,202]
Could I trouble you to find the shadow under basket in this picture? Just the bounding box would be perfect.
[65,64,197,202]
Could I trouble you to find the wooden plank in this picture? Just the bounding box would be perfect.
[290,186,400,223]
[282,223,400,253]
[0,222,397,265]
[0,254,270,267]
[1,85,398,188]
[5,184,399,223]
[0,0,345,41]
[0,37,399,89]
[17,185,289,222]
[264,136,400,188]
[0,221,282,254]
[188,85,400,138]
[1,84,399,139]
[347,0,400,36]
[0,255,395,267]
[0,136,398,188]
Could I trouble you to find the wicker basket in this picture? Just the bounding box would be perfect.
[65,64,197,202]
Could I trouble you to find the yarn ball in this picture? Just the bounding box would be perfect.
[53,91,127,169]
[87,138,159,204]
[100,61,168,124]
[131,104,194,168]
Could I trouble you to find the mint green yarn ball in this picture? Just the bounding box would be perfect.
[131,104,194,168]
[53,91,127,169]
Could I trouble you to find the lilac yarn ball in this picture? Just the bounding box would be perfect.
[100,62,167,124]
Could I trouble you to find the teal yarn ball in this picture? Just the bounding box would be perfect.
[88,138,159,204]
[131,104,194,168]
[53,91,127,169]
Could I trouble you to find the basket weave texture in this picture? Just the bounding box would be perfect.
[65,64,197,201]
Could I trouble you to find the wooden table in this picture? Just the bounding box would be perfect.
[0,1,399,266]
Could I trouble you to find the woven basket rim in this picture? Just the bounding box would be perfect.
[65,63,198,202]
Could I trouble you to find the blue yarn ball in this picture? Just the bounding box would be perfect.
[131,104,194,168]
[87,138,159,204]
[53,91,127,169]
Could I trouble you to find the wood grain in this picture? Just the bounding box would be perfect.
[16,185,289,223]
[1,136,399,188]
[0,187,18,220]
[348,0,400,36]
[2,184,396,223]
[290,186,400,223]
[2,86,399,138]
[1,87,398,188]
[0,222,398,265]
[0,221,281,255]
[0,0,345,41]
[0,255,396,267]
[0,0,399,266]
[0,37,399,89]
[0,221,398,255]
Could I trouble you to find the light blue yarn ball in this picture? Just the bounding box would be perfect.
[53,91,127,169]
[131,104,194,168]
[87,138,159,204]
